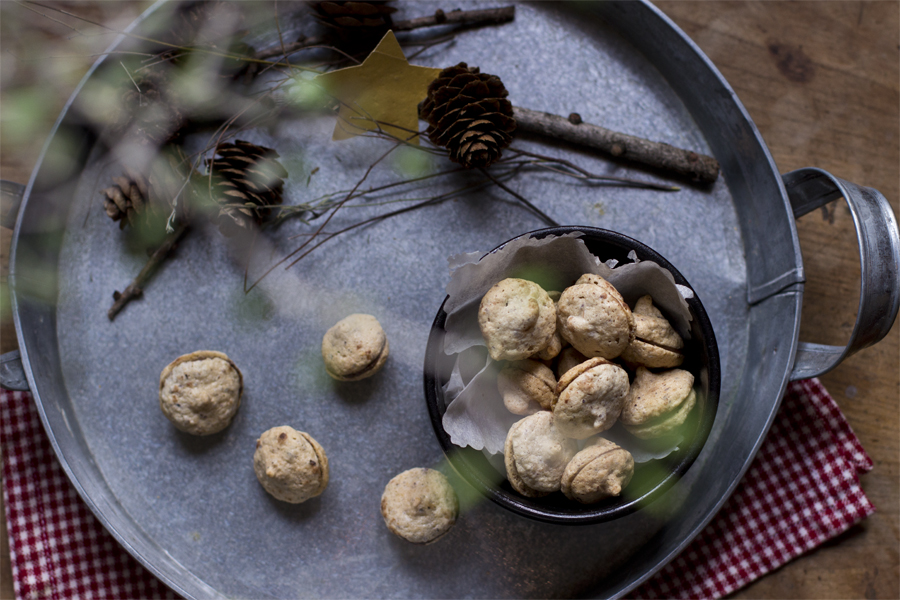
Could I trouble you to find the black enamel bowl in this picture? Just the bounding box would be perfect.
[424,226,721,525]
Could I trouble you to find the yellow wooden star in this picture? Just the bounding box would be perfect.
[315,31,442,144]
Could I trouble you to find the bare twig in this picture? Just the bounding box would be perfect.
[108,222,189,320]
[391,6,516,31]
[22,0,316,74]
[260,175,506,274]
[479,167,559,226]
[244,137,407,292]
[505,148,680,191]
[255,5,515,60]
[513,106,720,184]
[269,165,467,226]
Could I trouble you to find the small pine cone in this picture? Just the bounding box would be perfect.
[313,1,396,52]
[101,169,152,229]
[420,62,517,169]
[204,140,289,236]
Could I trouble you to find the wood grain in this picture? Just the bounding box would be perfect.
[1,2,898,599]
[654,2,900,598]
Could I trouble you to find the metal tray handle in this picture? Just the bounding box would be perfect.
[783,167,900,380]
[0,350,29,391]
[1,179,25,230]
[1,180,29,391]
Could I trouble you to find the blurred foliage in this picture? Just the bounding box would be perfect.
[391,143,435,180]
[0,1,153,183]
[1,2,152,355]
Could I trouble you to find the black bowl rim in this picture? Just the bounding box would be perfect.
[423,226,721,525]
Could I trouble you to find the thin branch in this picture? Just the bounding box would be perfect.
[108,222,190,320]
[269,165,467,227]
[513,106,720,184]
[404,31,459,61]
[275,176,501,269]
[16,0,91,35]
[391,6,515,31]
[244,138,407,292]
[479,168,559,226]
[272,0,294,73]
[255,5,515,60]
[282,197,443,269]
[120,61,140,92]
[505,148,680,191]
[22,0,317,74]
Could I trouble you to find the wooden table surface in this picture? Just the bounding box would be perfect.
[1,2,897,599]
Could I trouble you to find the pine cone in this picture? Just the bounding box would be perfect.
[313,1,396,53]
[420,63,516,169]
[102,169,152,229]
[204,140,289,236]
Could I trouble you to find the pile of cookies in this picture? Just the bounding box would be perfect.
[479,274,697,503]
[157,314,459,545]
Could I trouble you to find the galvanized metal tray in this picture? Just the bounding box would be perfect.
[5,1,898,598]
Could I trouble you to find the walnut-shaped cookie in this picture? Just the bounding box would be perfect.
[504,411,577,497]
[159,350,243,435]
[497,359,557,415]
[321,313,389,381]
[553,357,630,439]
[620,366,696,439]
[561,437,634,503]
[534,291,564,361]
[381,468,459,544]
[479,278,557,361]
[556,274,634,360]
[253,426,329,503]
[620,295,685,368]
[555,346,588,379]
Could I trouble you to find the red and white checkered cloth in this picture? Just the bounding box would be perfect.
[634,378,875,598]
[1,379,874,600]
[1,390,179,600]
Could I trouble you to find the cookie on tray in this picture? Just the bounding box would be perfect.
[253,426,329,503]
[381,468,459,544]
[159,350,243,435]
[322,313,390,381]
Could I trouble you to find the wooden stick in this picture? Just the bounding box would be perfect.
[513,106,720,184]
[108,222,189,321]
[391,6,516,31]
[255,6,515,60]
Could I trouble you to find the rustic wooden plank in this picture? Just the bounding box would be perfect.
[655,2,899,598]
